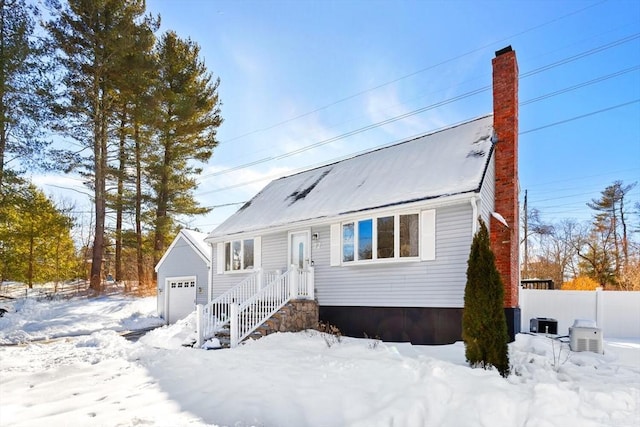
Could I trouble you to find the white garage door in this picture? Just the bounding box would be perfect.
[167,277,197,323]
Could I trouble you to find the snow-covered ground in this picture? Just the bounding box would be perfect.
[0,295,638,427]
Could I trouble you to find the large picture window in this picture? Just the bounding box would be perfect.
[341,212,421,264]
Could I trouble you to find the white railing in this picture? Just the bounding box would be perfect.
[196,266,314,348]
[230,266,315,347]
[198,269,279,342]
[230,269,290,347]
[295,266,315,300]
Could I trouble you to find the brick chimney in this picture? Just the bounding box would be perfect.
[491,46,520,339]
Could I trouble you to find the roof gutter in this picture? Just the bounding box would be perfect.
[470,195,479,237]
[205,191,481,243]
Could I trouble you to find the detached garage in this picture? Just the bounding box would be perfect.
[156,229,211,324]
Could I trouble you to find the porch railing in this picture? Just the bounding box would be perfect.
[196,265,314,348]
[197,268,280,343]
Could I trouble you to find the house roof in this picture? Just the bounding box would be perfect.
[209,115,495,239]
[155,229,211,272]
[181,229,211,261]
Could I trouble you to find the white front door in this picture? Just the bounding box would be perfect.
[289,231,310,270]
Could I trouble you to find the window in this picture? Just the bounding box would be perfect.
[358,219,373,260]
[342,223,354,262]
[339,212,423,264]
[243,239,254,269]
[217,237,261,274]
[224,239,255,271]
[400,214,419,257]
[377,216,394,258]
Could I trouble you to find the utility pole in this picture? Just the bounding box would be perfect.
[523,189,528,279]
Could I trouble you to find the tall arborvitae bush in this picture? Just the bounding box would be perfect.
[462,219,510,377]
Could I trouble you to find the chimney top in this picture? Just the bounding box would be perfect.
[495,46,513,57]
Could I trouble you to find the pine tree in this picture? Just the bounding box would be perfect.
[46,0,154,293]
[585,180,637,287]
[462,219,510,377]
[106,13,158,283]
[0,0,52,190]
[147,31,222,270]
[0,181,77,287]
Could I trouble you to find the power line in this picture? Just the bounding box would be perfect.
[201,201,246,210]
[201,86,490,180]
[520,99,640,135]
[218,0,609,145]
[196,99,640,197]
[199,33,639,183]
[520,65,640,106]
[529,191,605,204]
[197,96,639,198]
[519,33,640,79]
[523,168,640,190]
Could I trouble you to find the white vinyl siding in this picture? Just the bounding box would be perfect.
[156,235,210,319]
[211,233,282,298]
[216,243,224,275]
[314,203,472,308]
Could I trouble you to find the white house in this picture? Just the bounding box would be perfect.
[156,229,211,324]
[201,46,521,345]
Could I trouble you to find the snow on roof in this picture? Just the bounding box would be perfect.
[210,115,495,238]
[180,229,210,261]
[155,229,211,271]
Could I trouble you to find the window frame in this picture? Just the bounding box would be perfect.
[223,238,255,272]
[340,211,421,265]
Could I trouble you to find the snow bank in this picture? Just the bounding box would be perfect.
[0,295,163,344]
[1,295,638,426]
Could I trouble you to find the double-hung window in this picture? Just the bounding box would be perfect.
[219,238,257,272]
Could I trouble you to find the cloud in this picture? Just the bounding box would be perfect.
[30,173,92,201]
[197,164,294,200]
[364,84,450,138]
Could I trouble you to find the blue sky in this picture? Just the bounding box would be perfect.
[37,0,640,234]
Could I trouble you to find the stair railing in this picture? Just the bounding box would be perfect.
[229,265,315,347]
[198,268,279,344]
[230,267,291,347]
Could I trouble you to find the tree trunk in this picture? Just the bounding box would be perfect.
[27,224,34,289]
[134,123,145,288]
[115,105,127,281]
[90,83,107,294]
[0,0,6,190]
[152,142,170,282]
[620,194,629,268]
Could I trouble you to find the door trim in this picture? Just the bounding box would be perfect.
[288,229,311,270]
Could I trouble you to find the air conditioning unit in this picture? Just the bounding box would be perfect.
[530,317,558,334]
[569,320,603,354]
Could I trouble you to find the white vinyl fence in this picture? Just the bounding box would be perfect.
[520,288,640,338]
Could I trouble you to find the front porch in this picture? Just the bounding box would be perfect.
[196,265,317,348]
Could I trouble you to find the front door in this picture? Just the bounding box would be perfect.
[289,231,310,270]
